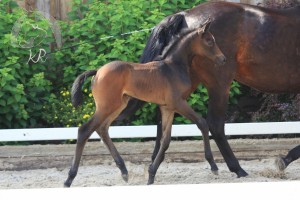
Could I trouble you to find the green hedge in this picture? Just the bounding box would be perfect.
[0,0,241,128]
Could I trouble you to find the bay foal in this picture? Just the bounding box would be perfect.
[64,22,226,187]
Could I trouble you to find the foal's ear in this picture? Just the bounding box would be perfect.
[197,22,211,37]
[198,18,212,37]
[202,21,211,34]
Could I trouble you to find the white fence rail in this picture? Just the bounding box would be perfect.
[0,122,300,142]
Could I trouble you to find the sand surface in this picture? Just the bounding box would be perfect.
[1,138,300,189]
[1,158,300,189]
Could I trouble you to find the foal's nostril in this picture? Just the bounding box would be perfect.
[222,56,227,65]
[216,55,226,66]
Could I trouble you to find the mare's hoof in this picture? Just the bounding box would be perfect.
[122,174,129,182]
[211,169,219,175]
[275,157,287,171]
[236,169,248,178]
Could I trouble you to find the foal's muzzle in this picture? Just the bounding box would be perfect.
[215,55,227,66]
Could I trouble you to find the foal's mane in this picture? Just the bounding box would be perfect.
[154,28,198,61]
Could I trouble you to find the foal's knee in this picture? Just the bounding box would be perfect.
[161,135,171,151]
[196,118,209,133]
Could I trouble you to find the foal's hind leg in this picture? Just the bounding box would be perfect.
[148,106,174,185]
[64,114,101,187]
[96,125,128,182]
[175,101,218,174]
[95,96,130,182]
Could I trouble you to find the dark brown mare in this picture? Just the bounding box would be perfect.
[64,23,226,187]
[117,2,300,177]
[276,145,300,171]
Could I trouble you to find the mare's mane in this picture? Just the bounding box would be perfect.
[139,13,185,63]
[154,28,197,61]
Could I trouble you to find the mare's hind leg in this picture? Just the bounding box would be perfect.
[148,106,174,185]
[275,145,300,171]
[64,114,101,187]
[96,126,128,182]
[175,101,218,174]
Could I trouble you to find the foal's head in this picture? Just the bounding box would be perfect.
[192,21,226,66]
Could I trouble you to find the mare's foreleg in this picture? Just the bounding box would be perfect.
[175,101,218,174]
[207,89,247,177]
[148,106,174,185]
[64,114,101,187]
[275,145,300,171]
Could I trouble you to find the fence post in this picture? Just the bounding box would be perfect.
[57,0,73,21]
[49,0,73,21]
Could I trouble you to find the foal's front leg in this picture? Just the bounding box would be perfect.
[148,106,174,185]
[176,101,218,174]
[151,107,163,162]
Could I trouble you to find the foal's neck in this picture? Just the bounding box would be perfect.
[164,32,197,72]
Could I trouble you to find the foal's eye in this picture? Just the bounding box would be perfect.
[206,39,214,47]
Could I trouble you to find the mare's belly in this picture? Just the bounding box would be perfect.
[236,63,300,93]
[235,6,300,93]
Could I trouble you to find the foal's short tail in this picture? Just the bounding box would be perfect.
[71,70,97,107]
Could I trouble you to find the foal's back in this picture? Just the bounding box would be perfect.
[92,60,177,106]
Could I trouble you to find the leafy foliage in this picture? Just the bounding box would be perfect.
[0,0,242,128]
[0,2,54,128]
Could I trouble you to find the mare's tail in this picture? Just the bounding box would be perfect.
[71,70,97,107]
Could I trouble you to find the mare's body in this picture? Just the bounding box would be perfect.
[118,2,300,177]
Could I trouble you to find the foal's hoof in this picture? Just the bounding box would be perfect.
[147,180,154,185]
[275,157,287,171]
[236,169,248,178]
[63,182,71,188]
[147,175,155,185]
[122,174,129,183]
